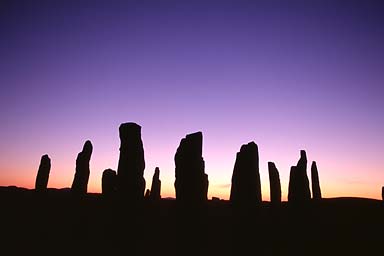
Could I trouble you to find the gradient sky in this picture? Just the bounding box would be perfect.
[1,0,384,200]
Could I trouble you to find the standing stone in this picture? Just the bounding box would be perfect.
[150,167,161,200]
[71,140,93,195]
[35,154,51,192]
[230,142,262,205]
[382,186,384,201]
[311,161,322,200]
[203,173,209,201]
[174,132,208,203]
[145,189,150,198]
[117,122,146,200]
[102,169,117,196]
[288,166,297,202]
[297,150,311,200]
[288,150,311,203]
[268,162,281,204]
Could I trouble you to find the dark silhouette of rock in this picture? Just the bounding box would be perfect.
[288,150,311,204]
[311,161,322,200]
[71,140,93,195]
[102,169,117,196]
[117,122,146,200]
[288,166,297,202]
[230,142,262,205]
[174,131,208,203]
[382,186,384,201]
[35,154,51,192]
[268,162,281,204]
[150,167,161,200]
[203,173,209,200]
[145,189,150,198]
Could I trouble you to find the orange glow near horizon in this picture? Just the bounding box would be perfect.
[1,122,383,201]
[2,162,382,201]
[1,0,384,205]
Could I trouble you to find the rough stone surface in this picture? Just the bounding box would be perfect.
[268,162,281,204]
[230,142,262,205]
[311,161,322,200]
[174,132,208,203]
[71,140,93,195]
[35,154,51,192]
[117,122,146,200]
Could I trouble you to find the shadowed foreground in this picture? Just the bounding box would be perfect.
[1,186,383,256]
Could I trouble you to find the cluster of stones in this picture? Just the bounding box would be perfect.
[35,122,327,205]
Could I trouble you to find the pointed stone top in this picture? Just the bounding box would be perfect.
[83,140,93,150]
[268,161,276,169]
[312,161,317,167]
[300,150,307,159]
[153,167,160,181]
[154,167,160,176]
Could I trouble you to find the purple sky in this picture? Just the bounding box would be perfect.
[1,0,384,199]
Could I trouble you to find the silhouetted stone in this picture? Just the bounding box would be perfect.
[230,142,262,205]
[71,140,93,195]
[174,132,208,203]
[268,162,281,204]
[382,186,384,201]
[288,166,296,202]
[203,173,209,200]
[35,154,51,192]
[288,150,311,204]
[117,122,146,200]
[145,189,150,198]
[311,161,322,200]
[150,167,161,200]
[102,169,117,196]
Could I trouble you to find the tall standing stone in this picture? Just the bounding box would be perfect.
[71,140,93,195]
[268,162,281,204]
[288,166,297,202]
[102,169,117,196]
[288,150,311,203]
[311,161,322,200]
[150,167,161,200]
[117,122,146,200]
[174,132,208,203]
[35,154,51,192]
[230,142,262,205]
[381,186,383,201]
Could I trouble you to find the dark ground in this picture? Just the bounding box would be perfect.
[1,186,383,255]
